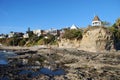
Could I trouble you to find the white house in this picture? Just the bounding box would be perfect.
[0,34,6,38]
[33,29,41,36]
[48,28,58,36]
[92,16,102,26]
[23,33,29,38]
[8,32,14,38]
[70,24,78,29]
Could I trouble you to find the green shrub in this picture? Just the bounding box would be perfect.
[18,39,27,46]
[37,38,44,45]
[62,29,83,40]
[108,26,120,42]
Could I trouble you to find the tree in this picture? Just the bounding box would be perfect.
[108,26,120,42]
[101,21,110,26]
[18,39,27,46]
[112,23,117,28]
[43,34,55,44]
[27,31,34,38]
[116,18,120,28]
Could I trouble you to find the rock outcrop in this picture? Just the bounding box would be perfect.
[58,39,81,48]
[79,26,115,52]
[58,26,116,52]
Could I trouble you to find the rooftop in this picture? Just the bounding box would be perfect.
[92,16,101,21]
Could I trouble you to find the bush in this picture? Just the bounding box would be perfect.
[18,38,28,46]
[37,38,44,45]
[62,29,83,40]
[43,34,56,44]
[108,26,120,42]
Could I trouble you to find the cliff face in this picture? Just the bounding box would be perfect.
[58,27,116,52]
[79,27,115,52]
[58,39,81,48]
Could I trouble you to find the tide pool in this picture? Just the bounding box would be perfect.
[0,51,16,64]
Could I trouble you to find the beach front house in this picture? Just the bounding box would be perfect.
[92,16,102,26]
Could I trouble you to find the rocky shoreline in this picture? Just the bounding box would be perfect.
[0,46,120,80]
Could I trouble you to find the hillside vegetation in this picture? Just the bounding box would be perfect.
[62,29,83,40]
[0,18,120,49]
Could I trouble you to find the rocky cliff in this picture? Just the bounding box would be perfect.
[58,39,81,48]
[79,27,115,52]
[58,27,116,52]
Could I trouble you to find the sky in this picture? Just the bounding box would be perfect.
[0,0,120,34]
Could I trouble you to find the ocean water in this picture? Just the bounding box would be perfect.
[0,51,16,64]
